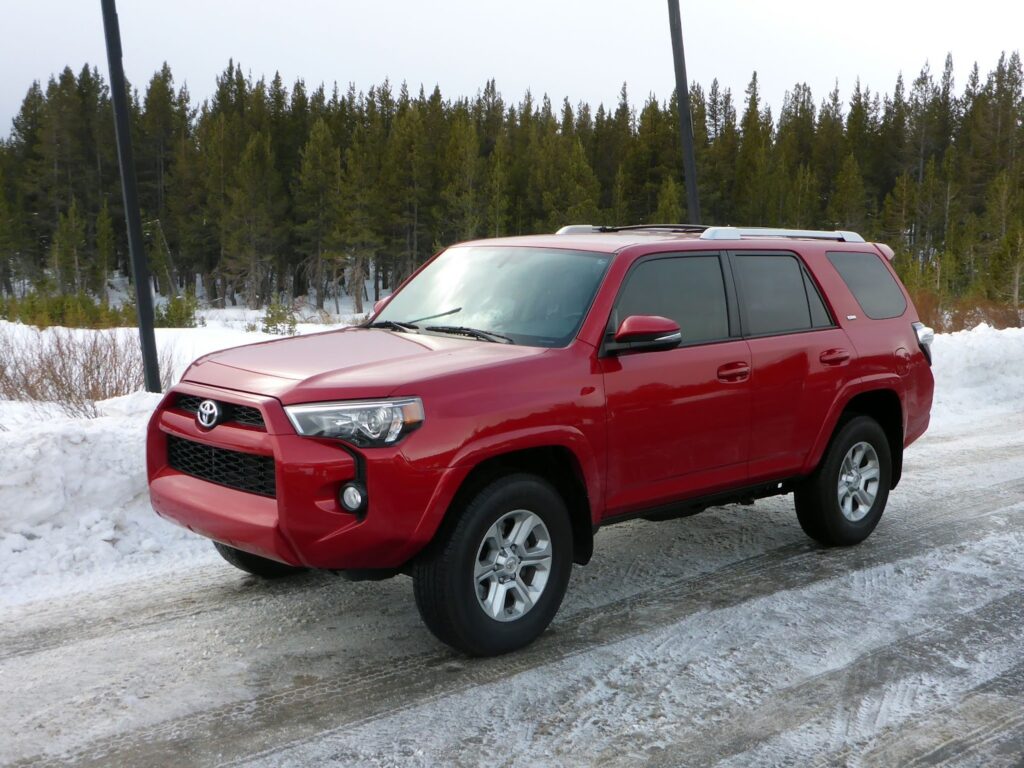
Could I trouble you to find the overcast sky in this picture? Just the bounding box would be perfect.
[2,0,1023,133]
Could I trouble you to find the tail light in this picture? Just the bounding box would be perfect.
[912,321,934,365]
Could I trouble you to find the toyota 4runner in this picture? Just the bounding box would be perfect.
[147,225,935,655]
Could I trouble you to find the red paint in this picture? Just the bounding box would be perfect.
[613,314,679,342]
[147,233,934,571]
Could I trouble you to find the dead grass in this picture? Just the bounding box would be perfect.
[0,325,175,418]
[908,290,1022,333]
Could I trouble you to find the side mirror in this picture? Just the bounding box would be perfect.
[610,315,681,353]
[371,297,390,316]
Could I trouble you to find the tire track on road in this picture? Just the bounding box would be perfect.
[13,477,1024,768]
[4,428,1022,667]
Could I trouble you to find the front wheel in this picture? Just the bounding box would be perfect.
[794,415,892,546]
[413,474,573,656]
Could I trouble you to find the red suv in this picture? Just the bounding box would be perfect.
[147,225,934,655]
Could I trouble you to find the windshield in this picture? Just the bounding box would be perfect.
[375,246,612,347]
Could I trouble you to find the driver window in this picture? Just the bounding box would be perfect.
[611,255,730,345]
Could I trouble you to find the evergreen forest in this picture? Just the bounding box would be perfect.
[0,54,1022,322]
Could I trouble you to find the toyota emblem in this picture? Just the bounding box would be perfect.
[196,399,222,429]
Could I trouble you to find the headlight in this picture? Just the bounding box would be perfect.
[284,398,424,447]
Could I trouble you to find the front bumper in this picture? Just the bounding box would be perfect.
[147,383,446,570]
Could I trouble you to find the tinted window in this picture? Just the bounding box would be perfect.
[614,256,729,345]
[734,255,813,335]
[804,271,833,328]
[827,251,907,319]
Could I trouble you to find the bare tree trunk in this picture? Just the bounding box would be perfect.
[352,255,365,314]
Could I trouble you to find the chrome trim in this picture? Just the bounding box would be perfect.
[700,227,866,243]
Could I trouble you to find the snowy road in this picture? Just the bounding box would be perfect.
[3,405,1024,767]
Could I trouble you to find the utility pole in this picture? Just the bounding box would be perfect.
[667,0,701,224]
[100,0,162,392]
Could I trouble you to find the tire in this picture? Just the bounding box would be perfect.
[213,541,306,579]
[413,473,573,656]
[794,415,892,547]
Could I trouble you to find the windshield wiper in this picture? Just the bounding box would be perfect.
[425,325,514,344]
[367,319,420,333]
[409,307,462,324]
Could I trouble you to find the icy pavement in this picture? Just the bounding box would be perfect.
[1,324,1023,766]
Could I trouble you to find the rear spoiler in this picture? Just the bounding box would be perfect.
[873,242,895,261]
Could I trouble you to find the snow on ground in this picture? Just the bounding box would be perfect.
[0,312,347,605]
[0,320,1023,766]
[0,321,1020,607]
[928,324,1024,432]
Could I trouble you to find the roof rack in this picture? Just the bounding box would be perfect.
[699,227,865,243]
[555,223,709,235]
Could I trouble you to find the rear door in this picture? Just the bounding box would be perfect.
[729,250,853,482]
[600,253,751,515]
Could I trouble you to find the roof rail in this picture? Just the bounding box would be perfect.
[699,227,865,243]
[555,225,600,234]
[555,223,710,235]
[597,223,709,234]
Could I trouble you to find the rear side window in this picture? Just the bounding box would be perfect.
[733,254,820,336]
[613,256,729,345]
[827,251,907,319]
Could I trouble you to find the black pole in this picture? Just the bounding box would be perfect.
[101,0,161,392]
[667,0,701,224]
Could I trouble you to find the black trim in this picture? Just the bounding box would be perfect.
[597,478,798,529]
[599,250,737,357]
[167,435,276,498]
[726,249,839,339]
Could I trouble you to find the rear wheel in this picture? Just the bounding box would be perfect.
[213,542,306,579]
[795,415,892,546]
[413,474,573,656]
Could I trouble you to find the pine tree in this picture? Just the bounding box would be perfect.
[441,110,481,241]
[52,197,86,292]
[735,73,773,224]
[655,175,683,223]
[294,118,341,308]
[828,154,867,232]
[93,201,114,297]
[332,127,380,314]
[224,132,285,307]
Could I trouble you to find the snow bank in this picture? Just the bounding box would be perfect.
[0,392,207,604]
[0,321,1019,605]
[929,324,1024,432]
[0,313,346,605]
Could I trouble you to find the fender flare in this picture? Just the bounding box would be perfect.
[801,375,905,477]
[406,426,603,551]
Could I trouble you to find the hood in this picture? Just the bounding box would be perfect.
[182,327,547,402]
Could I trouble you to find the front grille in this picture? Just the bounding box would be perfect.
[167,435,276,497]
[175,394,265,430]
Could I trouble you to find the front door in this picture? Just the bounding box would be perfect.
[600,254,751,517]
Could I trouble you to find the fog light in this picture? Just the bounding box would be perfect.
[340,483,365,512]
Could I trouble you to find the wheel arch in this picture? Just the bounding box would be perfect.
[810,387,904,488]
[435,445,596,566]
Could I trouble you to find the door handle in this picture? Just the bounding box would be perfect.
[819,348,851,365]
[717,361,750,382]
